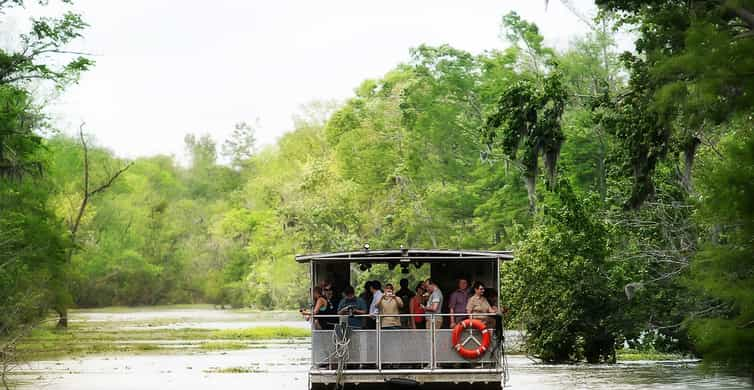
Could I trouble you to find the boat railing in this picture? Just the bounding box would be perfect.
[308,313,503,371]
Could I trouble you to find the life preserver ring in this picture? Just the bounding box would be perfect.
[451,318,491,359]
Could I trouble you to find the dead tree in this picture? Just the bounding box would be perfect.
[56,125,133,328]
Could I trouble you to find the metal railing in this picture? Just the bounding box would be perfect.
[308,312,503,371]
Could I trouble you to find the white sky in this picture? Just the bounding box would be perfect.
[42,0,607,160]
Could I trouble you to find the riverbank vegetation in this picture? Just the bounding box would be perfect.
[1,0,752,375]
[14,308,309,359]
[18,326,310,359]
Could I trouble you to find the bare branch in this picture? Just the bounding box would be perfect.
[89,161,133,197]
[70,124,89,239]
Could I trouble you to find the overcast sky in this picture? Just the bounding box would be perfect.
[43,0,607,161]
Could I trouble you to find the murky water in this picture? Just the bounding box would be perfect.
[15,307,752,389]
[71,306,307,330]
[508,359,751,389]
[18,353,752,389]
[19,348,310,390]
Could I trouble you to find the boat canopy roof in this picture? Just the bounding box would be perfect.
[295,248,513,263]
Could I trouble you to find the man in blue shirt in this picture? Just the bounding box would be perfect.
[337,285,368,329]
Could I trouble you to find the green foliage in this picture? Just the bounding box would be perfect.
[0,86,43,179]
[593,54,671,210]
[211,326,310,340]
[0,0,90,338]
[503,180,634,363]
[0,177,69,333]
[484,71,567,203]
[221,121,256,170]
[689,117,754,371]
[3,2,750,373]
[500,12,555,74]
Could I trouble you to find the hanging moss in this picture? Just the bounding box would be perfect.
[484,70,567,211]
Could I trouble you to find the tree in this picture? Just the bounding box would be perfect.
[596,0,754,198]
[500,12,555,75]
[689,117,754,373]
[593,54,671,210]
[484,71,567,212]
[222,121,257,170]
[503,180,635,363]
[594,0,754,369]
[0,0,92,337]
[55,128,132,327]
[0,175,68,389]
[0,0,93,178]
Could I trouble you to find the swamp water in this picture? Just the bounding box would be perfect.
[14,306,752,389]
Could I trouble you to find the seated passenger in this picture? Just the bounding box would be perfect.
[300,286,328,330]
[337,285,368,329]
[421,279,444,329]
[409,283,427,329]
[396,278,415,328]
[448,278,469,328]
[377,283,403,329]
[466,282,497,328]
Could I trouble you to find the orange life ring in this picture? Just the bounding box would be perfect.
[451,318,491,359]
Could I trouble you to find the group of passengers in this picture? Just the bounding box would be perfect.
[303,278,499,330]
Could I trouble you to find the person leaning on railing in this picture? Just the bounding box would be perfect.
[300,286,329,330]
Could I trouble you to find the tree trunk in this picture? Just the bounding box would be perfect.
[525,174,537,213]
[682,137,700,193]
[596,128,607,201]
[597,155,606,200]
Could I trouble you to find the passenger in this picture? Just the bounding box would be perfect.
[300,286,329,330]
[421,279,444,329]
[360,281,373,328]
[359,281,373,306]
[448,278,469,328]
[377,283,403,329]
[466,282,497,328]
[366,280,383,329]
[484,287,500,329]
[321,284,338,330]
[319,279,332,293]
[396,278,415,328]
[337,285,368,329]
[409,283,427,329]
[485,287,498,309]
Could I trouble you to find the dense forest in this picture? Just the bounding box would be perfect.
[1,0,752,374]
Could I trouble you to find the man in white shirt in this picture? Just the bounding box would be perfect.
[368,280,383,328]
[422,279,444,330]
